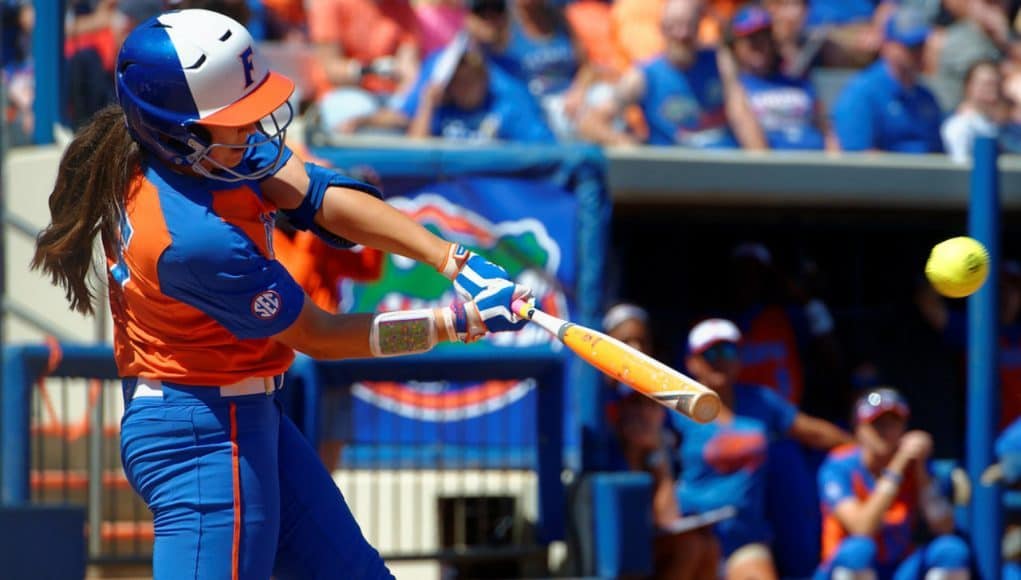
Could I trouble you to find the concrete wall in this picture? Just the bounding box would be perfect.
[4,145,111,345]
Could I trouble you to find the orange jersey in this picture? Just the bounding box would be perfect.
[737,305,805,405]
[818,444,919,565]
[106,161,305,386]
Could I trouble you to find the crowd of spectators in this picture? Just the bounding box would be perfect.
[8,0,1021,159]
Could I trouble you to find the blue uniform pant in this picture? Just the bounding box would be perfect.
[120,380,393,579]
[814,535,971,580]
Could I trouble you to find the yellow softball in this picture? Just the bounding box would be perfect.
[925,237,990,298]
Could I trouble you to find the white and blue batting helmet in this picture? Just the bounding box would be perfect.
[115,9,294,181]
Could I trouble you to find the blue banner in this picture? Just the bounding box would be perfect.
[337,177,577,452]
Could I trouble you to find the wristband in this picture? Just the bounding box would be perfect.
[875,477,900,497]
[804,299,835,336]
[881,469,903,485]
[438,243,471,280]
[369,308,455,357]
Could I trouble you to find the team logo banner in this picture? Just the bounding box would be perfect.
[338,177,576,454]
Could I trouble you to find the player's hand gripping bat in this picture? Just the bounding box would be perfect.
[513,300,721,423]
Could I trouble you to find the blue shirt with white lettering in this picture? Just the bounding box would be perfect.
[740,72,825,150]
[501,15,579,98]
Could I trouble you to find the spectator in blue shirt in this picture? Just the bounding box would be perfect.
[407,38,556,142]
[831,6,944,154]
[496,0,597,141]
[727,6,834,151]
[576,0,764,149]
[673,318,852,580]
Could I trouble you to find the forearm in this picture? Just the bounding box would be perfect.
[916,464,955,533]
[276,299,462,360]
[727,98,768,150]
[318,44,362,87]
[319,189,450,269]
[394,44,420,96]
[812,421,854,450]
[792,414,854,450]
[850,477,902,535]
[577,107,634,146]
[408,98,437,138]
[651,468,680,527]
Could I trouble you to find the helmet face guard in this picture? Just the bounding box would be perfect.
[188,102,293,182]
[115,9,295,182]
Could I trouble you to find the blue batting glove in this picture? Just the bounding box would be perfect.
[440,244,532,333]
[470,278,532,333]
[454,253,513,300]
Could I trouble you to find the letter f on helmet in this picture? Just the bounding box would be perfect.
[240,46,256,88]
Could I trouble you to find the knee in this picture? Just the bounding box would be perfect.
[831,536,878,572]
[924,535,971,571]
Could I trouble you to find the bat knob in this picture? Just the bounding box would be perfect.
[689,392,722,423]
[512,299,535,320]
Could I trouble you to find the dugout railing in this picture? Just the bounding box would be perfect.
[0,343,567,573]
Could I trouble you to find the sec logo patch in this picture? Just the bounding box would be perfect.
[251,290,281,320]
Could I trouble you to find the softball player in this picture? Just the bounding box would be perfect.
[32,9,529,579]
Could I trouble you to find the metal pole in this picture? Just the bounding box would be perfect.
[967,136,1003,579]
[87,382,104,558]
[32,0,66,144]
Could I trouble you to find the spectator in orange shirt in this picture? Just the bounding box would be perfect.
[308,0,421,135]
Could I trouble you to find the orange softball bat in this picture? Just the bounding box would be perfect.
[513,300,721,423]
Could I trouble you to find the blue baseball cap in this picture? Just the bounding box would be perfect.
[729,6,772,39]
[884,7,931,47]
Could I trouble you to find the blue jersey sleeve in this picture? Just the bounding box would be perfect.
[158,223,305,339]
[832,80,875,151]
[818,456,854,511]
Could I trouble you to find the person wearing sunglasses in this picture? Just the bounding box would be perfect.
[815,388,971,579]
[672,318,852,580]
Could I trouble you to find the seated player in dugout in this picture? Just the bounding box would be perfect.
[984,416,1021,580]
[32,10,531,578]
[816,388,971,580]
[673,318,852,580]
[602,304,721,580]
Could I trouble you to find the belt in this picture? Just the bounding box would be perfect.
[132,376,279,399]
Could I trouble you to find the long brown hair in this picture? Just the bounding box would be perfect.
[31,104,141,315]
